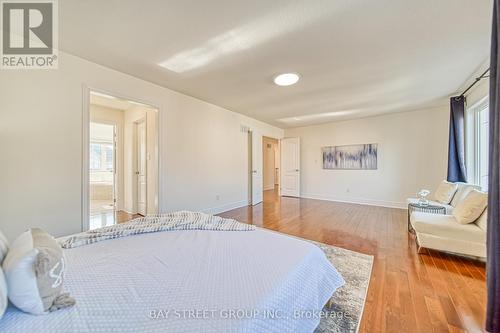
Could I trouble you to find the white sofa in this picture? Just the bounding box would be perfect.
[410,210,487,258]
[406,182,481,214]
[407,182,487,259]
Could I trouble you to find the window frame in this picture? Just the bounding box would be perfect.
[89,141,114,172]
[465,95,489,189]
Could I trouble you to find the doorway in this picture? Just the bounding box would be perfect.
[262,136,280,195]
[89,122,116,228]
[248,132,282,206]
[85,90,159,230]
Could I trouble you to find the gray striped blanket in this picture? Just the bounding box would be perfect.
[59,211,255,249]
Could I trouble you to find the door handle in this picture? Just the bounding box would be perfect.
[295,169,299,172]
[252,170,257,174]
[135,171,140,175]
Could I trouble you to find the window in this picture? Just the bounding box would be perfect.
[477,105,489,189]
[89,122,115,185]
[90,143,102,170]
[90,142,114,172]
[466,96,489,190]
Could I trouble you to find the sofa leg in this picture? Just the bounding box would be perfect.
[413,235,425,254]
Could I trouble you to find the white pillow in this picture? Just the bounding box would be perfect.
[0,230,9,264]
[2,228,75,315]
[452,190,488,225]
[450,183,481,207]
[0,268,7,320]
[0,233,9,319]
[433,181,458,204]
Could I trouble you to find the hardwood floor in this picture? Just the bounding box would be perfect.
[219,189,487,333]
[89,210,141,229]
[116,210,142,223]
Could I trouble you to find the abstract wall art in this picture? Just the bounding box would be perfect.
[322,144,378,170]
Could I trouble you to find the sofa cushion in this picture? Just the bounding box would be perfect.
[406,198,454,214]
[475,209,488,231]
[433,181,458,204]
[450,183,481,207]
[411,212,486,243]
[453,190,488,225]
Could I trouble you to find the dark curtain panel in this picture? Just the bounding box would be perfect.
[447,96,467,182]
[487,1,500,332]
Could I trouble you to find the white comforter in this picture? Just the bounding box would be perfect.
[0,228,344,333]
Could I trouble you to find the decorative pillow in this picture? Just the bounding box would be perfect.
[433,181,458,204]
[0,230,10,319]
[452,190,488,225]
[0,268,7,320]
[450,183,481,207]
[0,230,9,264]
[2,228,75,315]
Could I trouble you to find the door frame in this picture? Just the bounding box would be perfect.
[251,130,263,205]
[247,131,253,205]
[248,132,282,205]
[82,85,162,232]
[262,136,281,193]
[133,117,147,215]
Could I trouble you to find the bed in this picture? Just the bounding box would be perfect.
[0,226,344,332]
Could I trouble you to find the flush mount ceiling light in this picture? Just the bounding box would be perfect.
[273,73,300,86]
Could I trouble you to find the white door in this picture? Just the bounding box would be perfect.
[281,137,300,197]
[251,131,263,205]
[136,119,147,215]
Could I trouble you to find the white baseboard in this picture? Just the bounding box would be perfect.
[300,193,406,209]
[202,200,249,215]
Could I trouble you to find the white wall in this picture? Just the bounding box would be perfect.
[466,77,489,107]
[284,106,450,208]
[0,51,283,241]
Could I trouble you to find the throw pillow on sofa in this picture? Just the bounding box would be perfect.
[450,183,481,207]
[452,190,488,225]
[433,180,458,204]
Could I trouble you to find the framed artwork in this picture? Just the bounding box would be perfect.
[322,144,378,170]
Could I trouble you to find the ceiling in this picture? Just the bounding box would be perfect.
[61,0,492,128]
[90,92,157,111]
[90,93,134,111]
